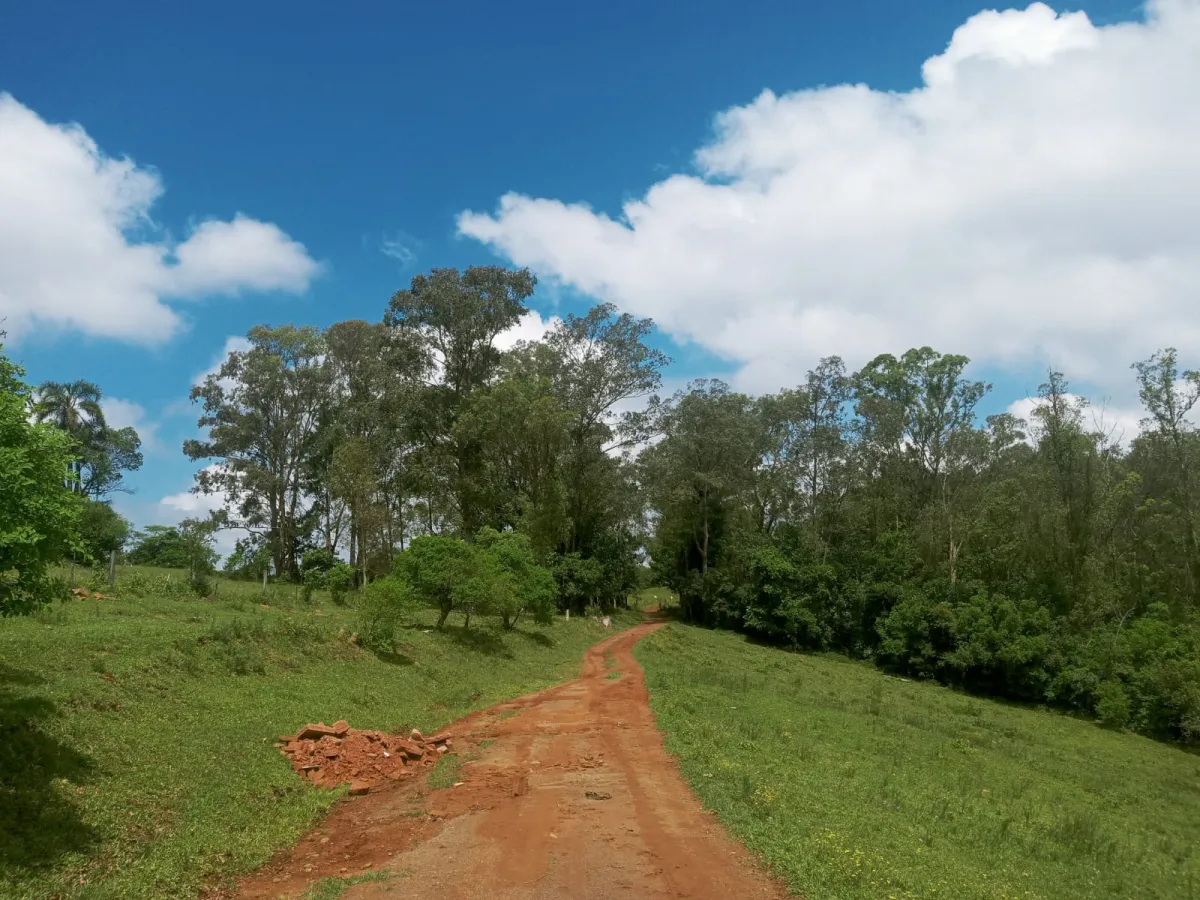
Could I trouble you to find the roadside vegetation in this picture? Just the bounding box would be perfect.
[637,624,1200,900]
[0,566,639,899]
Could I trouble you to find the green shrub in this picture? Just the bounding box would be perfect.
[355,577,415,652]
[476,527,557,629]
[325,562,356,605]
[1095,680,1130,728]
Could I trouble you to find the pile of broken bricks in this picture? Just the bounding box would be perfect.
[276,721,453,796]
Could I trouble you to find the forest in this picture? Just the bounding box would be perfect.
[3,264,1199,744]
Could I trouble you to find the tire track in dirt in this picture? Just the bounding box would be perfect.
[237,619,787,899]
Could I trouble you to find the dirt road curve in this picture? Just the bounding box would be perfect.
[238,619,787,900]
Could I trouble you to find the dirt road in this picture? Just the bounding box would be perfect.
[238,620,787,899]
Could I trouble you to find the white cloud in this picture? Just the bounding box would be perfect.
[160,485,226,517]
[459,1,1200,397]
[0,94,321,344]
[159,465,239,557]
[380,232,420,267]
[192,335,253,387]
[494,310,561,352]
[101,397,162,453]
[1007,394,1144,446]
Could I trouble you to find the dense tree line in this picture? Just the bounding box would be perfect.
[184,266,664,613]
[643,348,1200,742]
[6,266,1200,745]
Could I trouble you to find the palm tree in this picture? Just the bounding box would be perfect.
[33,380,107,494]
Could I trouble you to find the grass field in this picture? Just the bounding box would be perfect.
[636,623,1200,900]
[0,566,640,899]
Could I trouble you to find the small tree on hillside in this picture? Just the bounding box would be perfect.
[393,534,498,628]
[476,527,557,629]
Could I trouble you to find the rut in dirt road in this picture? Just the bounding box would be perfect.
[238,620,788,900]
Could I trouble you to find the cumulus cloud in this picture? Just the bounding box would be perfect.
[494,310,561,352]
[101,397,162,452]
[0,94,320,343]
[159,465,241,557]
[459,1,1200,396]
[160,479,226,518]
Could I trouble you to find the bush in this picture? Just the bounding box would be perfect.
[1094,680,1130,728]
[476,527,557,629]
[301,548,338,579]
[325,562,356,605]
[875,586,956,679]
[355,577,415,652]
[393,535,484,627]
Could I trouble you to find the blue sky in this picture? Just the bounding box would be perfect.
[1,0,1191,534]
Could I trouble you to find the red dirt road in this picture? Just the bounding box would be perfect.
[238,620,787,899]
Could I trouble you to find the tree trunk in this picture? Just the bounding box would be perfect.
[261,566,269,600]
[108,549,116,588]
[436,604,451,629]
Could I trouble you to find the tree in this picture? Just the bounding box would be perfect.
[384,266,536,535]
[0,343,81,614]
[32,381,143,500]
[33,379,105,494]
[128,525,190,568]
[456,368,572,558]
[185,325,330,580]
[1132,348,1200,599]
[177,517,219,585]
[76,501,131,564]
[78,426,143,499]
[641,380,761,621]
[476,527,557,628]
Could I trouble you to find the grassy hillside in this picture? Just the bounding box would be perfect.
[0,567,639,899]
[636,624,1200,900]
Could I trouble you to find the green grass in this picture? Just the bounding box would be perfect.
[636,624,1200,900]
[301,870,393,899]
[635,586,677,610]
[0,566,640,899]
[427,753,463,789]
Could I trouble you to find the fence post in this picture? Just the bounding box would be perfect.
[108,549,117,588]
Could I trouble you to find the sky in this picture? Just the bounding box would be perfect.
[1,0,1194,538]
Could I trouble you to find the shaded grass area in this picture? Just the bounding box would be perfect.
[0,567,640,898]
[636,624,1200,900]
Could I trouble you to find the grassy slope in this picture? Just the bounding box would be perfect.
[636,623,1200,900]
[0,568,640,899]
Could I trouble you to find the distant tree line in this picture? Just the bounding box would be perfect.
[183,266,663,614]
[642,348,1200,742]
